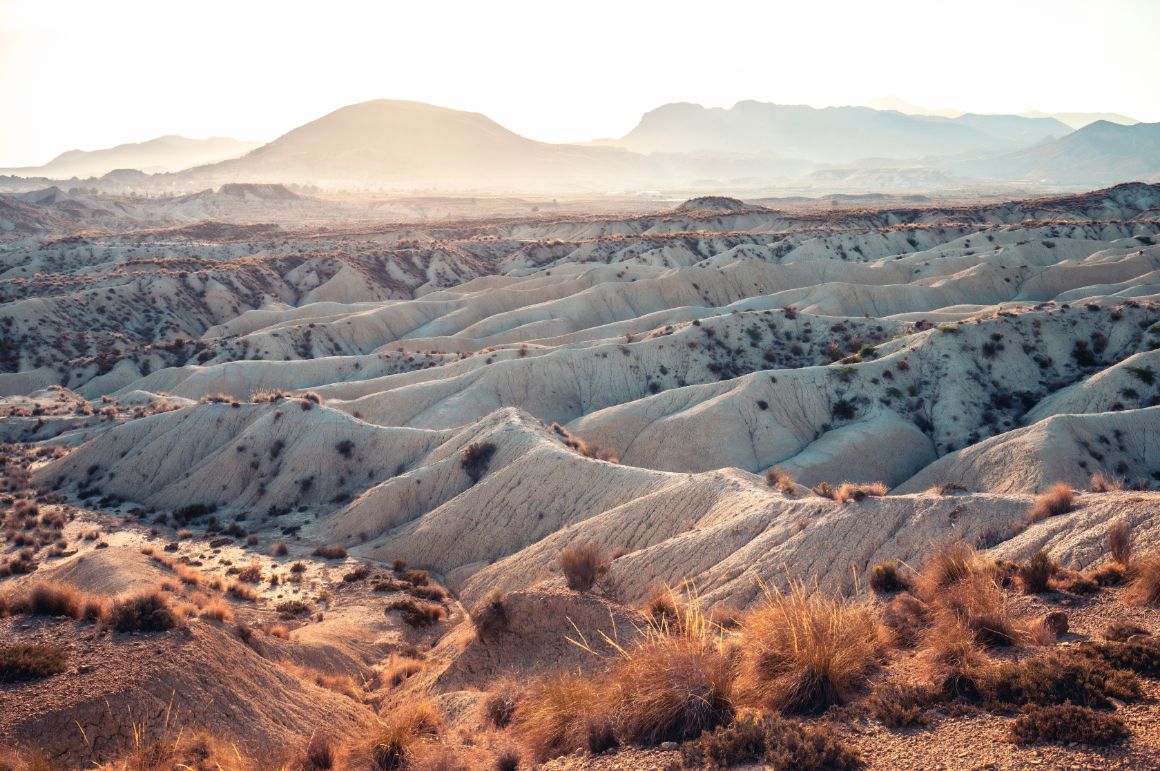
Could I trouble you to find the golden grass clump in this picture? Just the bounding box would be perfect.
[558,542,610,593]
[832,482,888,503]
[1027,482,1075,522]
[1108,519,1132,567]
[1126,552,1160,607]
[738,582,886,714]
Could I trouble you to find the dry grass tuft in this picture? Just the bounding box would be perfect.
[1108,519,1132,567]
[0,643,68,682]
[738,582,886,714]
[1027,483,1075,522]
[913,540,990,602]
[1126,552,1160,607]
[472,590,509,641]
[354,698,443,770]
[1089,472,1123,493]
[832,482,888,503]
[869,561,909,594]
[1017,550,1057,594]
[764,466,796,494]
[514,673,611,761]
[558,542,610,593]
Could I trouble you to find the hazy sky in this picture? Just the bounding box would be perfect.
[2,0,1158,166]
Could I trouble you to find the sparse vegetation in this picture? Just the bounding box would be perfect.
[1027,483,1074,522]
[558,542,611,593]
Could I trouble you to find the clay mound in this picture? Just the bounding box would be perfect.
[33,400,449,513]
[428,588,644,692]
[0,619,371,764]
[673,196,756,214]
[896,406,1160,494]
[33,546,170,597]
[991,490,1160,569]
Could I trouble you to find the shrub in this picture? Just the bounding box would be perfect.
[358,699,442,770]
[200,599,233,623]
[1027,483,1074,522]
[1089,473,1123,493]
[644,583,679,623]
[494,748,521,771]
[1071,640,1160,677]
[461,441,497,483]
[867,680,937,728]
[109,591,178,632]
[14,582,83,618]
[680,710,862,770]
[483,685,519,729]
[558,542,610,593]
[302,734,335,770]
[312,545,347,559]
[1103,622,1151,642]
[472,590,509,641]
[914,540,988,601]
[869,561,908,594]
[1126,553,1160,606]
[236,562,264,583]
[609,618,734,745]
[1010,704,1127,745]
[0,643,68,682]
[1018,550,1056,594]
[514,673,610,761]
[832,482,887,503]
[228,582,258,602]
[738,582,885,714]
[765,466,796,494]
[981,653,1140,710]
[276,600,312,618]
[1108,519,1132,566]
[881,592,930,648]
[386,597,444,627]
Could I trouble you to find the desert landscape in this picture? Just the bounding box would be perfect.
[3,1,1160,769]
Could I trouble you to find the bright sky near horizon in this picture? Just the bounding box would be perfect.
[1,0,1158,166]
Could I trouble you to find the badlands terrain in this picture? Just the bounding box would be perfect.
[2,183,1160,769]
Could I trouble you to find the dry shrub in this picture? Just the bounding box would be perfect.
[354,698,442,770]
[913,540,989,601]
[832,482,888,503]
[608,609,734,746]
[200,599,233,623]
[472,590,509,641]
[764,466,796,494]
[109,591,179,632]
[301,733,335,770]
[1072,640,1160,677]
[13,582,84,619]
[312,545,347,560]
[869,561,909,594]
[1017,550,1057,594]
[936,572,1023,649]
[550,423,619,463]
[679,709,862,770]
[917,619,989,700]
[981,653,1140,710]
[1089,472,1123,493]
[1103,622,1150,642]
[867,680,938,728]
[644,584,679,624]
[1091,562,1127,587]
[461,441,497,484]
[386,597,445,627]
[1057,571,1099,595]
[174,564,202,586]
[482,684,519,729]
[0,643,68,682]
[1108,519,1132,566]
[1126,552,1160,606]
[558,542,610,593]
[493,748,520,771]
[236,562,263,583]
[881,592,930,648]
[1027,483,1074,522]
[379,654,423,688]
[738,582,886,714]
[811,481,834,499]
[227,582,258,602]
[514,673,610,761]
[1010,703,1127,745]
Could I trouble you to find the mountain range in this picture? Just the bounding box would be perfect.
[3,100,1158,193]
[0,135,260,179]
